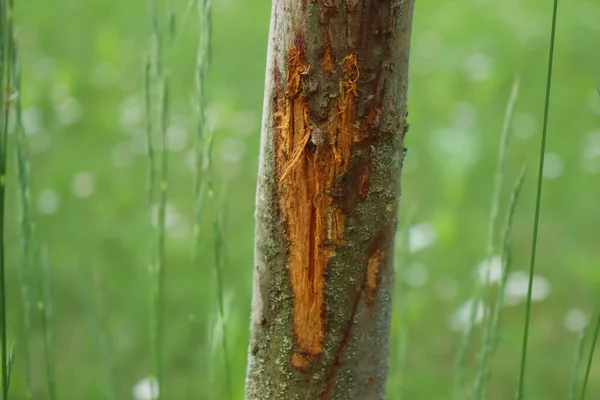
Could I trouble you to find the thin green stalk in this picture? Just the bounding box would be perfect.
[155,74,169,399]
[147,0,162,76]
[486,75,520,274]
[474,166,526,399]
[77,270,117,400]
[39,248,56,400]
[208,170,232,399]
[192,0,216,387]
[146,0,174,396]
[454,76,520,399]
[144,49,160,400]
[11,35,33,399]
[581,311,600,399]
[0,0,14,395]
[516,0,559,397]
[192,0,212,258]
[5,340,13,393]
[569,325,588,400]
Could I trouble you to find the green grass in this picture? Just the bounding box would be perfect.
[12,29,34,400]
[454,75,520,400]
[569,324,587,400]
[581,312,600,399]
[0,0,15,397]
[1,0,599,398]
[517,0,560,397]
[474,165,526,400]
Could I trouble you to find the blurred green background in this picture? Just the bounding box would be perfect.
[4,0,600,398]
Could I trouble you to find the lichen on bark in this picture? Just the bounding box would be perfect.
[246,1,414,399]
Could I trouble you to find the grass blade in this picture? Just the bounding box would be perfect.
[454,76,520,399]
[516,0,559,397]
[0,0,15,396]
[146,0,174,395]
[569,325,588,400]
[193,0,212,258]
[11,33,34,399]
[474,166,526,399]
[40,248,56,400]
[5,340,13,393]
[581,311,600,399]
[209,181,232,399]
[76,269,117,400]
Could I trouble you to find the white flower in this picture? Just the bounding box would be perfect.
[55,97,83,126]
[230,110,259,137]
[120,96,143,130]
[72,172,96,198]
[476,255,503,285]
[563,308,589,333]
[543,153,564,180]
[513,113,537,140]
[167,125,189,151]
[448,300,486,332]
[504,271,551,306]
[435,277,459,301]
[151,204,191,240]
[112,143,134,168]
[220,137,246,163]
[408,222,437,253]
[464,53,494,82]
[404,264,429,287]
[37,189,60,215]
[133,376,159,400]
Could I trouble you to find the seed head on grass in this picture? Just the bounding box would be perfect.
[453,75,520,400]
[474,166,525,399]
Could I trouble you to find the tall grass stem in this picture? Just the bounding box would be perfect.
[581,311,600,399]
[516,0,559,397]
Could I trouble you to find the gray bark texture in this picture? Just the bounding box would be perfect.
[245,1,414,399]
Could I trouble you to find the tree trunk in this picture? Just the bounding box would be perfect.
[245,1,414,398]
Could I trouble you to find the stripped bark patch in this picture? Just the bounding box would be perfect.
[322,44,335,72]
[275,49,366,369]
[365,245,382,306]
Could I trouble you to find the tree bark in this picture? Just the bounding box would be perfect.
[245,1,414,398]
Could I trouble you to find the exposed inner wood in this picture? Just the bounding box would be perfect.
[365,245,382,305]
[275,47,364,368]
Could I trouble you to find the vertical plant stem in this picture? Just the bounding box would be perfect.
[474,166,525,400]
[192,0,213,390]
[454,76,520,400]
[209,180,231,398]
[569,325,588,400]
[0,0,14,396]
[472,77,521,399]
[11,34,33,399]
[144,49,160,400]
[77,270,117,400]
[5,340,13,393]
[581,311,600,399]
[146,0,173,396]
[155,75,169,399]
[193,0,212,258]
[40,248,56,400]
[516,1,559,397]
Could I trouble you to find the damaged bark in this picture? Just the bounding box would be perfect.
[245,1,414,398]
